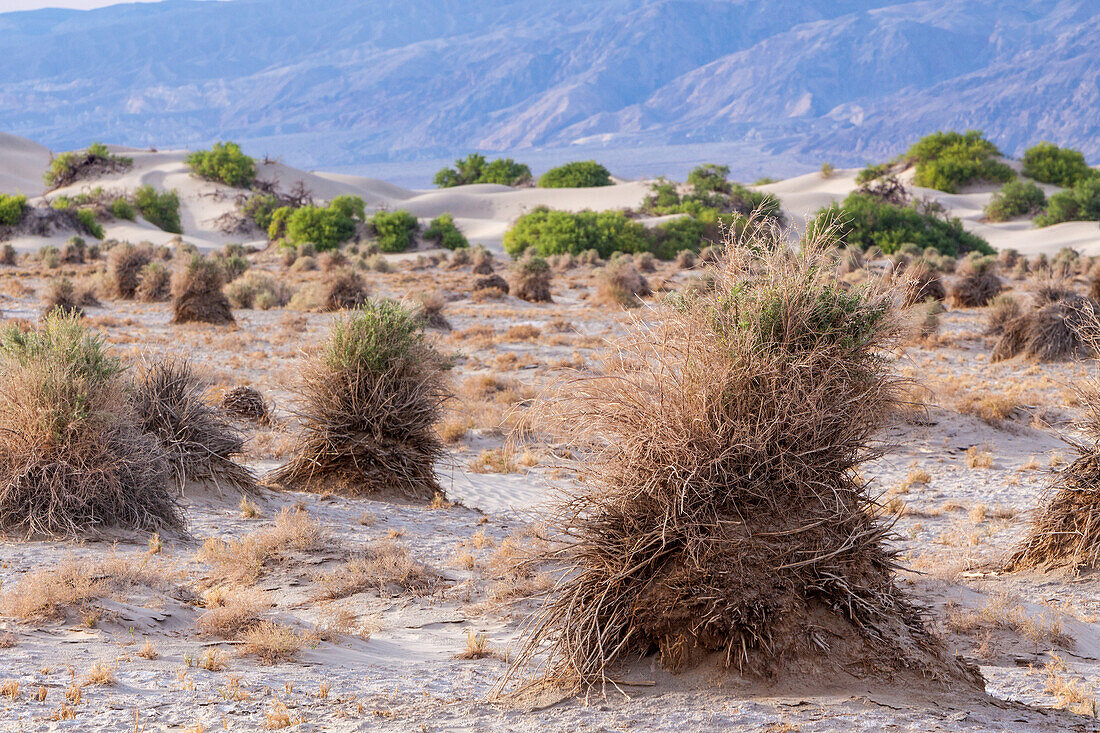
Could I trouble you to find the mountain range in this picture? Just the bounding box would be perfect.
[0,0,1097,180]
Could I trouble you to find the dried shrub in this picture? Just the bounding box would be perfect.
[596,257,651,308]
[107,243,152,299]
[991,291,1100,362]
[414,290,451,331]
[473,273,509,295]
[42,278,84,318]
[948,256,1001,307]
[267,300,449,500]
[224,271,293,309]
[899,259,945,306]
[984,294,1021,335]
[471,247,494,275]
[674,250,697,270]
[320,268,368,312]
[171,255,234,325]
[135,262,171,302]
[502,223,978,694]
[221,386,270,424]
[511,255,553,303]
[130,358,257,494]
[0,313,179,534]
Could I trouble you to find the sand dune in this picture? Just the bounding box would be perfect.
[0,133,1097,255]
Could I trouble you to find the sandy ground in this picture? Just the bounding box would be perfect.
[0,134,1099,731]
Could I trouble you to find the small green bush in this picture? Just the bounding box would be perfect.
[423,213,468,249]
[1022,142,1098,188]
[133,185,182,233]
[807,192,993,257]
[686,164,732,194]
[1035,177,1100,227]
[241,193,280,230]
[433,153,532,187]
[75,209,103,239]
[906,130,1014,193]
[369,210,419,253]
[111,198,136,220]
[856,163,891,185]
[984,181,1046,222]
[504,208,649,259]
[186,142,256,188]
[0,194,27,226]
[538,161,613,188]
[282,206,356,251]
[43,143,133,190]
[651,216,708,260]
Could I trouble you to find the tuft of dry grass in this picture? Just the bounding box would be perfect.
[239,621,304,664]
[198,507,329,584]
[196,586,269,638]
[83,661,115,686]
[595,257,651,308]
[312,540,436,600]
[171,255,234,325]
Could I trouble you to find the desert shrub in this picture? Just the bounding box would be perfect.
[1035,178,1100,227]
[473,273,509,296]
[511,255,553,303]
[320,269,369,312]
[111,198,135,220]
[133,186,182,233]
[650,216,709,259]
[596,257,650,308]
[900,259,945,306]
[423,213,468,250]
[434,153,532,187]
[130,358,256,493]
[984,181,1046,222]
[224,272,292,310]
[808,192,993,257]
[471,246,495,274]
[503,208,649,259]
[60,237,85,264]
[135,262,170,302]
[267,300,449,499]
[992,291,1100,363]
[240,192,280,230]
[43,143,133,190]
[221,386,270,424]
[42,278,84,318]
[369,210,418,253]
[820,162,836,178]
[108,243,152,299]
[538,161,612,188]
[0,194,27,226]
[686,164,731,193]
[0,312,179,534]
[949,255,1002,307]
[1022,142,1098,188]
[505,227,973,692]
[984,294,1021,335]
[0,244,16,265]
[856,162,892,184]
[413,290,450,331]
[75,209,103,239]
[186,142,256,188]
[906,130,1014,193]
[171,255,234,325]
[278,197,365,251]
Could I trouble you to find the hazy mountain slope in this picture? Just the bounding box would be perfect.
[0,0,1095,171]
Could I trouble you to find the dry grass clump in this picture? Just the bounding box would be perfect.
[312,540,437,600]
[984,294,1021,335]
[130,357,257,494]
[320,268,369,311]
[1007,364,1100,571]
[949,256,1001,308]
[473,273,509,295]
[900,259,946,307]
[225,271,293,310]
[512,256,553,303]
[414,290,451,331]
[471,247,494,275]
[0,312,179,534]
[198,507,328,584]
[596,257,651,308]
[674,250,697,270]
[107,243,152,299]
[503,223,977,693]
[0,554,175,621]
[135,262,171,302]
[42,278,84,318]
[196,586,269,637]
[239,621,304,664]
[992,289,1100,362]
[267,300,449,500]
[221,385,270,424]
[171,255,234,325]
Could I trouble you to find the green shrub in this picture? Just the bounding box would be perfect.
[651,216,708,260]
[282,206,356,250]
[1035,177,1100,227]
[433,153,532,187]
[807,192,993,257]
[906,130,1014,193]
[43,143,133,189]
[0,194,27,226]
[75,209,103,239]
[186,142,256,188]
[503,208,649,259]
[856,163,891,185]
[538,161,613,188]
[241,193,280,230]
[133,185,182,233]
[423,213,468,249]
[369,210,419,253]
[1022,142,1097,188]
[984,181,1046,222]
[330,195,366,221]
[686,164,732,194]
[111,198,136,220]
